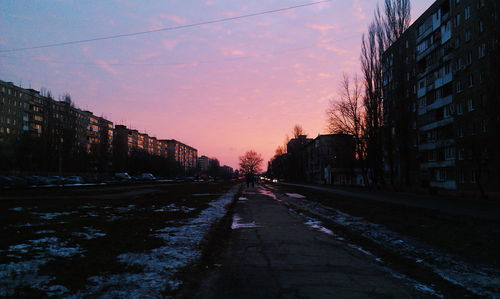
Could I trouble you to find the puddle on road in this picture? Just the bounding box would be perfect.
[231,214,260,230]
[286,193,306,199]
[257,186,280,201]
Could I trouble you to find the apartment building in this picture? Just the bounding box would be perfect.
[303,134,355,185]
[161,139,197,171]
[1,80,114,172]
[0,81,45,142]
[382,0,499,194]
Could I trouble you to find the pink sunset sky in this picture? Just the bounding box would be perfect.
[0,0,434,169]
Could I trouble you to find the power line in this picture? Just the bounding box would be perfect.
[0,34,359,68]
[0,0,332,53]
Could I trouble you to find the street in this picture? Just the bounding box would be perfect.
[195,184,438,298]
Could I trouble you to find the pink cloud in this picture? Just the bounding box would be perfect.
[220,47,246,57]
[352,0,367,20]
[308,24,338,33]
[158,13,186,25]
[162,40,178,51]
[95,60,118,75]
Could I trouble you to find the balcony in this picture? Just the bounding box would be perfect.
[429,180,457,190]
[418,138,454,151]
[420,117,453,131]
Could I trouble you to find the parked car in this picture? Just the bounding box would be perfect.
[48,176,65,185]
[32,176,50,185]
[65,176,85,184]
[114,172,132,181]
[140,173,156,181]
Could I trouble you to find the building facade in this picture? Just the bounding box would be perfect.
[1,81,114,173]
[303,134,355,185]
[383,0,500,195]
[161,139,197,171]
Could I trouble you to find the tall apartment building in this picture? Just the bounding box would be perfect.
[0,80,114,172]
[383,0,500,194]
[161,139,198,171]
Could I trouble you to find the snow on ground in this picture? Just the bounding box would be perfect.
[279,190,500,297]
[71,227,106,240]
[0,185,240,298]
[70,185,239,298]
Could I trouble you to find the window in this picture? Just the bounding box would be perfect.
[479,71,486,83]
[467,74,474,87]
[479,0,485,7]
[465,6,472,20]
[456,80,463,93]
[479,43,486,58]
[457,126,464,137]
[457,169,465,183]
[455,14,461,27]
[479,21,484,33]
[471,170,477,183]
[466,52,472,65]
[480,119,487,133]
[465,30,471,42]
[458,149,465,160]
[456,102,464,115]
[445,147,456,160]
[428,150,436,161]
[467,98,475,111]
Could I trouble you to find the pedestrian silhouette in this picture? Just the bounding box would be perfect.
[246,172,255,188]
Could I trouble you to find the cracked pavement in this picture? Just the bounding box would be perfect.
[195,185,430,298]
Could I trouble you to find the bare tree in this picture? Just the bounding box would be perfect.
[360,0,412,186]
[383,0,411,46]
[326,74,366,161]
[239,150,263,174]
[292,124,306,138]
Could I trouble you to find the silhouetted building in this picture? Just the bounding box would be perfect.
[383,0,500,195]
[304,134,355,184]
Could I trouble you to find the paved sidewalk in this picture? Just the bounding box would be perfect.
[282,183,500,221]
[195,185,430,299]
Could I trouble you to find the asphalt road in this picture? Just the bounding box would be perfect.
[195,185,432,299]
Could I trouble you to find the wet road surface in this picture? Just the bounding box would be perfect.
[195,185,429,298]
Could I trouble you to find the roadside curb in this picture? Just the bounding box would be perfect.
[172,183,243,299]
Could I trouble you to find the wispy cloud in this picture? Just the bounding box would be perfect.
[220,47,246,57]
[158,13,186,25]
[318,72,333,78]
[352,0,367,20]
[162,40,178,51]
[96,60,118,75]
[308,24,338,33]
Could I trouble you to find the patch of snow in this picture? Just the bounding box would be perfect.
[32,211,75,220]
[10,207,24,212]
[304,218,334,236]
[35,230,56,235]
[238,197,248,201]
[74,184,240,298]
[72,227,106,240]
[8,243,30,254]
[231,214,259,229]
[286,193,306,199]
